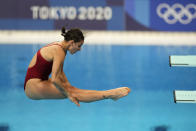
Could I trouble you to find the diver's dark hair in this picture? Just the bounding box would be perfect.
[61,27,84,42]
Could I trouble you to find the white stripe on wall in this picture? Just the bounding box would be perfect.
[0,30,196,45]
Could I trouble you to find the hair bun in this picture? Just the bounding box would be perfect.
[61,26,66,36]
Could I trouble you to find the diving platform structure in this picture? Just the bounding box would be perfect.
[170,55,196,103]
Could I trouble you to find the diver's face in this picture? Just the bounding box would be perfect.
[69,40,84,54]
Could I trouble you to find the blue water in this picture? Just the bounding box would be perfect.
[0,44,196,131]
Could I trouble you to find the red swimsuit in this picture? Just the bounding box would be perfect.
[24,44,63,90]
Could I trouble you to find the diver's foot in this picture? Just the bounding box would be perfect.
[107,87,131,101]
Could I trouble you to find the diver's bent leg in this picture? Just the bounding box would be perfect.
[25,79,130,106]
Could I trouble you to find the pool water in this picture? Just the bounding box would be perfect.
[0,44,196,131]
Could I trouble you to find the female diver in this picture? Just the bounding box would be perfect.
[24,27,130,106]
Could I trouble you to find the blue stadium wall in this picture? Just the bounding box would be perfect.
[0,0,195,31]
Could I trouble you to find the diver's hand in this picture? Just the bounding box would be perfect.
[68,95,80,107]
[65,86,80,107]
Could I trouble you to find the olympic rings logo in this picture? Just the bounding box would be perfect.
[157,3,196,24]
